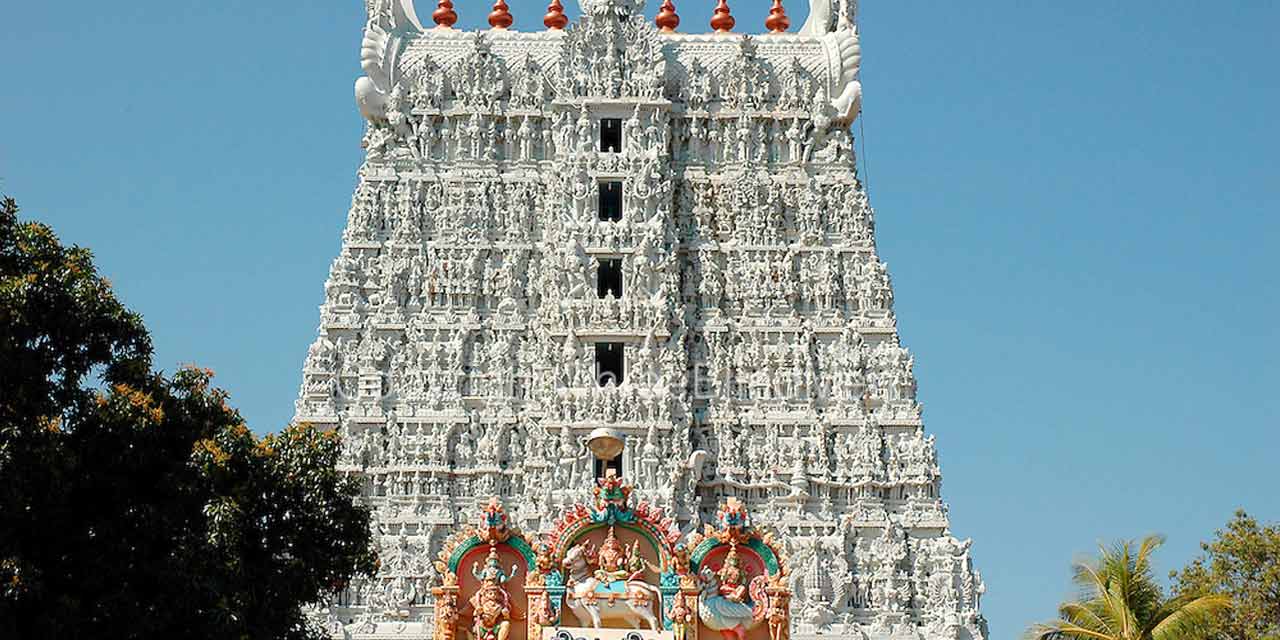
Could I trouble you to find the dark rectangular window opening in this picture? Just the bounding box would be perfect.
[595,342,625,386]
[594,453,624,480]
[597,258,623,298]
[598,182,622,222]
[600,118,622,153]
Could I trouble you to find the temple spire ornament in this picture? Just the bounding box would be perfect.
[488,0,513,30]
[543,0,568,30]
[656,0,680,33]
[710,0,735,33]
[765,0,790,33]
[432,0,457,28]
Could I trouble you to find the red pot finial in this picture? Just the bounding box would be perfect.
[655,0,680,33]
[710,0,735,33]
[544,0,569,29]
[488,0,514,29]
[765,0,790,33]
[432,0,458,28]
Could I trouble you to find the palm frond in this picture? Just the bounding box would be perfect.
[1147,593,1232,640]
[1090,536,1166,628]
[1072,554,1108,594]
[1133,535,1164,572]
[1071,560,1128,634]
[1106,576,1140,639]
[1129,535,1168,619]
[1028,621,1119,640]
[1030,535,1219,640]
[1058,602,1112,635]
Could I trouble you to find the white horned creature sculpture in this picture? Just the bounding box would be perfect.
[561,529,664,630]
[801,0,863,123]
[355,0,422,124]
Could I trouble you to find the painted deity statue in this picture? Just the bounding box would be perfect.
[468,547,520,640]
[593,468,631,515]
[698,546,769,640]
[667,592,696,640]
[592,527,645,584]
[563,526,663,629]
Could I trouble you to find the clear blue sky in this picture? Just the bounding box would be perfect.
[3,1,1277,637]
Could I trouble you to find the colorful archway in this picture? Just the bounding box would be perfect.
[684,499,793,640]
[431,498,538,640]
[427,484,794,640]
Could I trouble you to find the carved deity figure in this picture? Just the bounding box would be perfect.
[591,527,644,584]
[529,540,557,585]
[467,547,520,640]
[562,528,663,630]
[433,589,460,640]
[698,546,763,640]
[668,592,696,640]
[764,578,791,640]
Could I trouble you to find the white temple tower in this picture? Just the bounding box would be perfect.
[295,1,986,638]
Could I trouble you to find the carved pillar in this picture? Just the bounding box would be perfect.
[525,539,561,640]
[765,583,792,640]
[525,587,556,640]
[671,585,700,640]
[431,582,461,640]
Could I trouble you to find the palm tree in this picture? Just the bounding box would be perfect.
[1029,535,1231,640]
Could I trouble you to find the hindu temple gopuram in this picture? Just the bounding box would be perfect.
[294,0,987,638]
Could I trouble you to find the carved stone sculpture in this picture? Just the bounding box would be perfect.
[469,548,518,640]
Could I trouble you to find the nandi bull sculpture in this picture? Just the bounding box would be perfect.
[562,527,665,630]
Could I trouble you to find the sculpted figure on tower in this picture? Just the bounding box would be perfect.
[468,549,518,640]
[698,547,759,638]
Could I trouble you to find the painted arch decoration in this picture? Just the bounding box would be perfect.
[428,480,793,640]
[544,470,684,632]
[431,497,537,640]
[685,499,793,640]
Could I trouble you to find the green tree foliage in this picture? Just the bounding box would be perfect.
[0,196,376,639]
[1172,510,1280,640]
[1029,535,1231,640]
